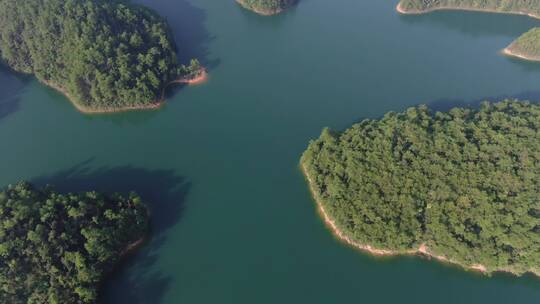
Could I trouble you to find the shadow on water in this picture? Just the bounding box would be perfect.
[31,159,191,304]
[0,95,20,121]
[428,91,540,112]
[400,10,540,38]
[135,0,219,70]
[0,65,30,121]
[504,55,540,73]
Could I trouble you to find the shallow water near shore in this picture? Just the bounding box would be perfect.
[1,0,540,303]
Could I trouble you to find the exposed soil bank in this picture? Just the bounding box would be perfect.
[42,68,207,114]
[171,69,208,86]
[396,1,540,20]
[300,163,540,276]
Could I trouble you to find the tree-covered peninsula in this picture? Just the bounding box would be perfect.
[237,0,297,15]
[301,100,540,276]
[504,28,540,61]
[0,0,204,113]
[0,182,149,303]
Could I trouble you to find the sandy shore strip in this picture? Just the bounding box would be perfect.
[395,2,540,20]
[172,68,208,85]
[395,2,408,14]
[502,47,540,62]
[301,163,490,273]
[41,68,207,114]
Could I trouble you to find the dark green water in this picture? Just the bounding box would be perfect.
[1,0,540,302]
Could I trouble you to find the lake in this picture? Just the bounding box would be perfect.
[1,0,540,303]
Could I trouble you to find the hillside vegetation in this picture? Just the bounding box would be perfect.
[0,182,149,303]
[302,100,540,275]
[0,0,199,112]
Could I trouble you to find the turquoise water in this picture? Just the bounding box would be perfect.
[1,0,540,303]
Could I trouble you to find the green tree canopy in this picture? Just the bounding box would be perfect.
[0,182,149,303]
[0,0,196,111]
[302,100,540,275]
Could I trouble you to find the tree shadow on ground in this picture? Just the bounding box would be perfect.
[31,160,191,304]
[0,65,30,121]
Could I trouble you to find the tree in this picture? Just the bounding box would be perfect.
[301,100,540,275]
[0,182,149,303]
[0,0,197,111]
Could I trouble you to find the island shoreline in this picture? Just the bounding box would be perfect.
[98,234,149,300]
[42,68,207,114]
[120,236,147,258]
[502,46,540,62]
[300,162,524,275]
[395,2,540,20]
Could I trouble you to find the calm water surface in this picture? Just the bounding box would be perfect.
[1,0,540,303]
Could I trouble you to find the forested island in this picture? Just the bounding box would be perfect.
[0,0,205,113]
[236,0,297,15]
[504,28,540,61]
[397,0,540,62]
[0,182,149,303]
[301,100,540,276]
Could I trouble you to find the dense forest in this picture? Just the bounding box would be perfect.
[398,0,540,17]
[505,27,540,60]
[302,100,540,275]
[237,0,297,15]
[0,182,149,303]
[0,0,200,112]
